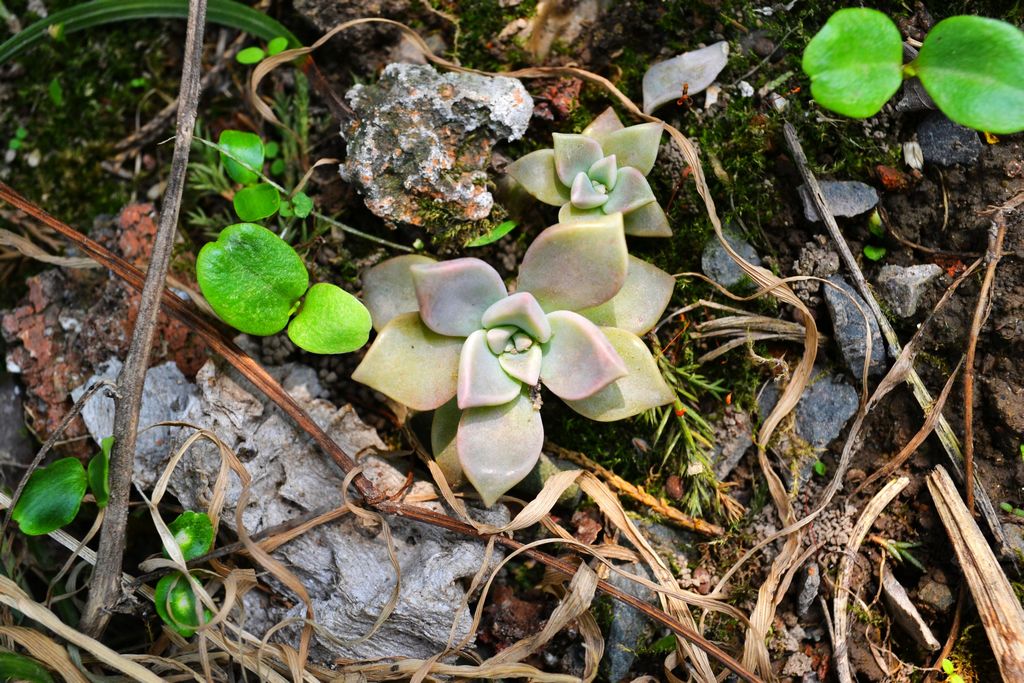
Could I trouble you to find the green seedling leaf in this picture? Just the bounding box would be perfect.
[8,138,21,151]
[236,46,265,65]
[915,16,1024,134]
[863,245,886,261]
[813,460,827,476]
[270,158,286,176]
[291,191,313,218]
[279,199,294,218]
[949,675,965,683]
[0,652,56,683]
[47,22,65,41]
[1002,501,1015,513]
[1015,508,1024,518]
[218,129,264,185]
[129,77,149,88]
[942,658,955,675]
[264,140,280,158]
[287,283,372,354]
[12,457,87,535]
[466,220,518,247]
[233,182,281,221]
[47,78,63,107]
[154,573,212,638]
[166,511,214,561]
[1020,443,1024,461]
[267,36,289,56]
[803,8,904,118]
[87,435,113,508]
[15,126,27,139]
[196,223,309,336]
[867,210,885,238]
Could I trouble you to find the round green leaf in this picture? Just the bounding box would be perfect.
[802,9,904,118]
[235,46,265,65]
[196,223,309,336]
[863,245,886,261]
[154,573,212,638]
[12,458,86,536]
[0,652,56,683]
[233,182,281,221]
[287,283,372,354]
[264,140,280,159]
[267,36,289,56]
[916,16,1024,134]
[270,158,286,176]
[165,511,214,562]
[291,191,313,218]
[87,435,113,509]
[218,130,264,185]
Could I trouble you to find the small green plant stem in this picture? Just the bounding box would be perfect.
[80,0,207,638]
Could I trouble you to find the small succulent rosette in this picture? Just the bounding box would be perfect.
[353,213,676,505]
[506,108,671,237]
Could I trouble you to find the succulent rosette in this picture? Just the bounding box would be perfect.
[352,213,676,505]
[506,108,671,237]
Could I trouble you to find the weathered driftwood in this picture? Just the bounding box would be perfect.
[927,466,1024,680]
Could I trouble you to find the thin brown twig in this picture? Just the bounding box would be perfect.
[964,213,1006,513]
[79,0,209,638]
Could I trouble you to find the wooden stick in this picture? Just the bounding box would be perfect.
[927,466,1024,679]
[79,0,209,638]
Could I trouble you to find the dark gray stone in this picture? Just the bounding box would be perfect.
[824,275,887,377]
[799,180,879,222]
[701,233,762,290]
[341,63,532,229]
[917,112,983,167]
[917,578,955,615]
[876,264,942,318]
[759,369,859,450]
[796,562,821,617]
[711,408,754,479]
[0,375,33,466]
[604,562,657,682]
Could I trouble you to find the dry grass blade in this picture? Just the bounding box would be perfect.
[927,466,1024,679]
[0,227,99,268]
[833,476,909,683]
[0,625,90,683]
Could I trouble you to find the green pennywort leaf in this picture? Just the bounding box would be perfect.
[803,8,903,118]
[166,511,214,561]
[267,36,289,55]
[233,182,281,221]
[291,191,313,218]
[915,16,1024,134]
[12,458,87,535]
[196,223,309,336]
[264,140,280,158]
[235,45,265,64]
[0,652,56,683]
[87,435,113,508]
[154,573,212,638]
[287,283,372,354]
[218,129,264,185]
[466,220,518,247]
[863,245,886,261]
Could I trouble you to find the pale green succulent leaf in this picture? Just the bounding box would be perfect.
[622,200,672,237]
[598,123,662,175]
[541,311,627,401]
[458,392,544,506]
[499,345,543,385]
[486,326,516,354]
[578,256,675,334]
[558,203,604,223]
[506,149,570,206]
[432,398,465,488]
[362,254,436,331]
[564,327,675,421]
[481,292,551,342]
[570,172,610,209]
[581,107,625,144]
[457,330,522,409]
[603,167,656,215]
[517,213,628,312]
[351,313,461,411]
[553,133,604,187]
[411,258,508,337]
[588,155,618,190]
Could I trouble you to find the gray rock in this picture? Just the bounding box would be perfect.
[759,369,859,450]
[881,569,941,651]
[876,264,942,317]
[782,652,814,677]
[711,407,754,479]
[796,562,821,617]
[341,63,532,229]
[801,673,822,683]
[701,233,762,290]
[917,578,955,615]
[642,42,729,114]
[824,275,887,377]
[799,180,879,222]
[604,562,657,682]
[0,374,33,466]
[74,359,507,662]
[917,112,983,166]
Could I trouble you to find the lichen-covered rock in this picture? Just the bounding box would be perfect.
[341,63,532,233]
